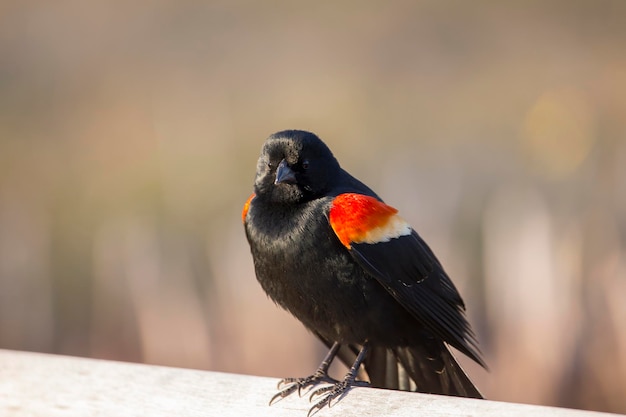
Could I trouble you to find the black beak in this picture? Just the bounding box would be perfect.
[275,159,297,184]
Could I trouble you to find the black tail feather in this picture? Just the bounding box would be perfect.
[392,344,483,398]
[319,336,482,399]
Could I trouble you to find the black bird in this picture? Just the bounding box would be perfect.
[243,130,485,414]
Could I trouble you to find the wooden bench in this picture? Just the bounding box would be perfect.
[0,349,621,416]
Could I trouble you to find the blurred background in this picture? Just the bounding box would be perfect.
[1,0,625,413]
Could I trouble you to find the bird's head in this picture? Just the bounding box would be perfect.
[253,130,340,204]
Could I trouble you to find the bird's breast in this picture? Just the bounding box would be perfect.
[244,198,372,339]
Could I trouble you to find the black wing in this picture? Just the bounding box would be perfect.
[349,229,485,367]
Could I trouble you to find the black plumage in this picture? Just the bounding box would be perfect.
[243,130,485,414]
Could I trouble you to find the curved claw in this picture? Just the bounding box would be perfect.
[307,379,371,414]
[280,342,371,414]
[276,377,296,390]
[269,392,283,406]
[269,384,298,405]
[308,384,333,402]
[270,372,339,406]
[307,397,330,417]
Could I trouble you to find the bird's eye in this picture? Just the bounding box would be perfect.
[267,161,274,169]
[301,160,310,170]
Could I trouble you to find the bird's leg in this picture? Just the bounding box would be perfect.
[269,342,341,405]
[307,342,371,416]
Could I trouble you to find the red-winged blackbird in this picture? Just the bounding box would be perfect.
[243,130,485,415]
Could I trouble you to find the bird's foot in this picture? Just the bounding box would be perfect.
[269,370,339,405]
[307,374,370,416]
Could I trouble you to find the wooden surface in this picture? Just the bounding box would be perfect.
[0,349,622,417]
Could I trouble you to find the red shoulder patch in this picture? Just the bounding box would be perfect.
[329,193,410,248]
[242,193,255,223]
